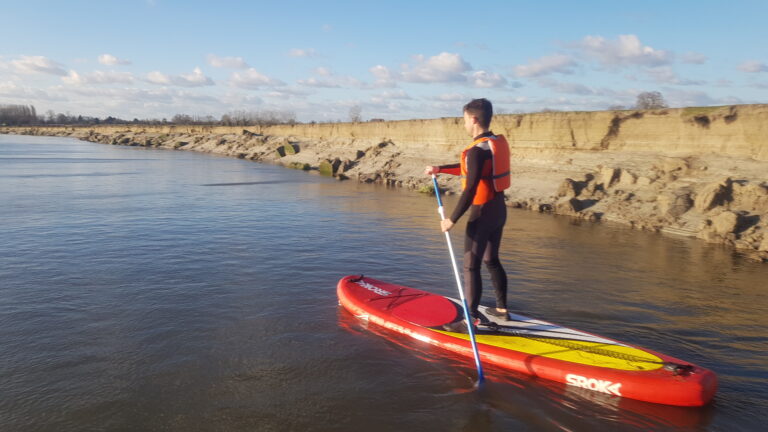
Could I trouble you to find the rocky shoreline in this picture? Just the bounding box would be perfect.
[3,106,767,262]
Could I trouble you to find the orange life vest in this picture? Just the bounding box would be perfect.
[460,134,511,205]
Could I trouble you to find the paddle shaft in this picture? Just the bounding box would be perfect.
[431,175,485,382]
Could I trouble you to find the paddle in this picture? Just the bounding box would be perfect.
[431,174,485,383]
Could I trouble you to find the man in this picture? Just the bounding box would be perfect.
[424,98,510,323]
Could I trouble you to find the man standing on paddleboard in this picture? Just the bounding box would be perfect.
[425,98,511,323]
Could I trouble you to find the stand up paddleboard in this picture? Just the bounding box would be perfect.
[337,275,717,407]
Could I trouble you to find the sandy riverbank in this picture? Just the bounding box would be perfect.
[3,104,767,261]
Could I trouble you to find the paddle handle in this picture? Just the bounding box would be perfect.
[431,174,485,382]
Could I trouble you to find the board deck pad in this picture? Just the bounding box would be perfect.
[446,303,665,371]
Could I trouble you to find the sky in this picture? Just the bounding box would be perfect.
[1,0,767,122]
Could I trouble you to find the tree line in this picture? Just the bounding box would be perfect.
[0,104,298,127]
[1,92,671,127]
[0,104,37,125]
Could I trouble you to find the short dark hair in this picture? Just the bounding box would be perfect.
[463,98,493,129]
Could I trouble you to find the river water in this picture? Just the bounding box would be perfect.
[0,134,766,431]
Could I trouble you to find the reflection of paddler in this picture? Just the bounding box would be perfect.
[425,98,511,323]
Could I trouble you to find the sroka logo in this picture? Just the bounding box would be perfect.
[355,280,392,297]
[565,374,622,396]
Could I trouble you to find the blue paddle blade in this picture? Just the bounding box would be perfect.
[431,175,443,207]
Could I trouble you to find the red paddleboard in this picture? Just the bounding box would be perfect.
[337,275,717,407]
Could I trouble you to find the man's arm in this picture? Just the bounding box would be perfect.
[424,163,460,176]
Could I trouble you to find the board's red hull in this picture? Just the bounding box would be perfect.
[337,275,717,407]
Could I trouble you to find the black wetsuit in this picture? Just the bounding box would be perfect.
[440,132,508,317]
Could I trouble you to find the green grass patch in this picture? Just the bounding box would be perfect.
[318,160,335,176]
[418,184,436,194]
[287,162,311,171]
[681,106,726,117]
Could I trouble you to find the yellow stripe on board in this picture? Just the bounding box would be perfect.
[432,330,664,371]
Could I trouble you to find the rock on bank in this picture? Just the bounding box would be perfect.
[3,104,767,261]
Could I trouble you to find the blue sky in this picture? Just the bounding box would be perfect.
[1,0,767,122]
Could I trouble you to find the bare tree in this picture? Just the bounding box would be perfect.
[635,91,668,110]
[219,109,296,126]
[0,104,37,125]
[171,114,194,124]
[348,105,362,123]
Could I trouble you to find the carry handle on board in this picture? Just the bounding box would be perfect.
[431,174,485,382]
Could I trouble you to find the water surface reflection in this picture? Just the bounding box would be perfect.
[0,135,765,431]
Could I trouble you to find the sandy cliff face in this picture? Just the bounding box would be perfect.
[3,104,767,261]
[258,104,768,158]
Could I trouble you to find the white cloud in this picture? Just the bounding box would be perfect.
[738,60,768,73]
[575,34,670,67]
[0,80,15,93]
[514,54,576,78]
[180,67,214,86]
[220,91,264,107]
[714,78,733,87]
[146,67,214,87]
[493,95,532,105]
[471,70,507,88]
[663,89,726,107]
[297,77,341,88]
[435,93,469,102]
[371,53,515,89]
[369,52,474,86]
[146,71,172,85]
[10,55,67,76]
[378,89,411,100]
[0,80,68,101]
[536,78,595,95]
[261,87,311,99]
[370,90,412,104]
[98,54,131,66]
[297,68,363,89]
[62,70,135,85]
[288,48,317,58]
[369,65,397,87]
[207,54,249,69]
[645,66,704,85]
[66,85,174,103]
[59,86,222,113]
[681,52,707,64]
[0,81,21,97]
[645,67,678,83]
[229,68,284,89]
[400,52,471,83]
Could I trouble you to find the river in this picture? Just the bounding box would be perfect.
[1,134,766,431]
